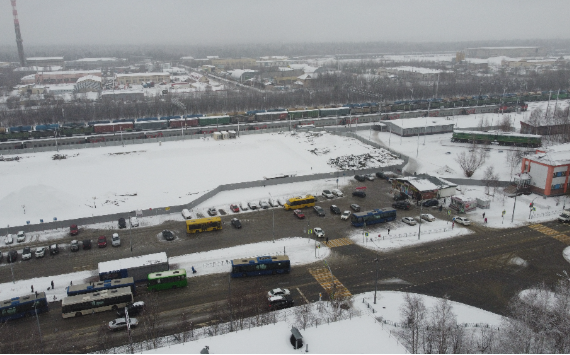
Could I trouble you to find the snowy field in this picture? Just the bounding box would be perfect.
[0,131,401,228]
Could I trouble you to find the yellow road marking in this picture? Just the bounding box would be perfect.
[309,267,352,298]
[323,238,354,248]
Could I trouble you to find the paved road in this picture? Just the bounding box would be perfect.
[2,178,569,353]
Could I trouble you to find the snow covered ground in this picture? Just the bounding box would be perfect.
[0,131,400,228]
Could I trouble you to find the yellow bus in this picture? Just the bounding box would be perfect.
[283,195,316,210]
[186,216,222,234]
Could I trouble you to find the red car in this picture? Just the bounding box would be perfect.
[98,236,107,248]
[70,224,79,236]
[230,204,240,213]
[294,209,305,219]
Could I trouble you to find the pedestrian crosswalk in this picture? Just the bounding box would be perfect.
[323,238,354,248]
[309,267,352,298]
[529,224,570,245]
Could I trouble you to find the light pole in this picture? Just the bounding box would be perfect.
[418,198,423,240]
[129,211,134,252]
[269,192,275,243]
[34,301,43,353]
[373,257,379,304]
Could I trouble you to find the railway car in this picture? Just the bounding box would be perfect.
[318,107,350,117]
[169,118,199,128]
[93,122,134,133]
[451,130,541,147]
[254,111,288,121]
[287,109,319,119]
[134,120,168,130]
[198,115,230,126]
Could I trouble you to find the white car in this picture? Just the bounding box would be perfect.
[268,199,279,208]
[314,227,325,238]
[112,233,121,247]
[341,211,351,220]
[239,202,249,211]
[454,216,471,226]
[259,200,270,209]
[248,201,258,210]
[22,247,32,260]
[35,246,47,258]
[331,189,344,197]
[130,216,139,227]
[108,317,139,331]
[365,174,375,181]
[267,288,291,298]
[421,214,436,222]
[402,217,417,226]
[17,231,25,243]
[322,190,335,199]
[5,234,13,245]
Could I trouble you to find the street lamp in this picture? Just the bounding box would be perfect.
[129,211,134,252]
[269,192,275,243]
[33,300,44,353]
[373,258,379,304]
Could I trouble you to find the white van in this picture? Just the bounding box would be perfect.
[559,208,570,223]
[112,233,121,247]
[181,209,192,220]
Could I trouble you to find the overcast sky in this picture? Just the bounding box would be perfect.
[1,0,569,46]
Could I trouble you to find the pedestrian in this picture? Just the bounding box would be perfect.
[452,222,455,229]
[192,266,196,274]
[326,237,329,244]
[387,228,390,235]
[35,291,38,297]
[31,285,34,293]
[483,212,485,219]
[485,217,488,224]
[70,281,73,286]
[51,280,54,289]
[444,197,446,204]
[53,295,57,301]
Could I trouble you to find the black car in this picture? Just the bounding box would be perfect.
[350,203,361,212]
[330,205,341,214]
[393,192,408,201]
[422,199,439,207]
[162,230,175,241]
[313,206,325,217]
[6,250,17,263]
[354,175,366,182]
[352,191,366,198]
[231,218,242,229]
[83,239,92,250]
[118,218,127,229]
[268,295,294,311]
[116,301,145,317]
[49,244,59,255]
[375,171,385,179]
[392,201,412,210]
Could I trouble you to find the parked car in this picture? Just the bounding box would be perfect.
[248,201,258,210]
[294,209,305,219]
[392,201,412,210]
[49,244,59,255]
[82,239,92,250]
[341,211,352,220]
[35,246,47,258]
[352,191,366,198]
[22,247,32,261]
[421,214,436,222]
[267,288,290,298]
[181,209,192,220]
[98,236,107,248]
[322,190,335,199]
[70,240,79,252]
[162,230,175,241]
[402,217,417,226]
[314,227,325,238]
[231,218,242,229]
[118,218,127,229]
[313,206,325,217]
[112,233,121,247]
[331,189,344,197]
[239,202,249,211]
[70,224,79,236]
[207,207,218,216]
[422,199,439,207]
[365,174,375,181]
[116,301,145,317]
[259,200,270,209]
[330,205,341,214]
[229,204,240,213]
[269,199,279,208]
[5,234,13,245]
[108,317,139,331]
[6,250,17,263]
[350,204,361,212]
[375,171,385,179]
[130,216,139,227]
[268,295,294,311]
[16,231,25,243]
[354,175,366,182]
[454,216,471,226]
[393,193,408,201]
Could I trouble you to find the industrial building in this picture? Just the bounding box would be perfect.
[66,57,126,70]
[383,117,455,137]
[391,174,457,200]
[35,70,102,84]
[520,121,570,136]
[26,56,65,67]
[74,75,102,92]
[521,143,570,196]
[464,47,544,59]
[115,72,170,85]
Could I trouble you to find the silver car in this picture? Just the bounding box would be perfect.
[401,217,417,226]
[259,200,270,209]
[5,234,13,245]
[35,246,47,258]
[108,317,138,331]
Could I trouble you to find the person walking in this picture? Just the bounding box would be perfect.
[31,285,34,293]
[485,217,488,224]
[452,222,455,229]
[483,212,486,219]
[387,228,390,235]
[51,280,54,289]
[192,266,196,274]
[325,237,329,245]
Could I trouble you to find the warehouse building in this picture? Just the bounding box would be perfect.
[75,75,102,92]
[26,56,65,67]
[464,47,544,59]
[383,117,455,137]
[115,72,170,86]
[391,174,457,200]
[35,70,102,84]
[521,143,570,196]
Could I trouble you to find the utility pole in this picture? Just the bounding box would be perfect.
[11,0,26,67]
[34,301,43,353]
[418,199,423,240]
[373,258,379,304]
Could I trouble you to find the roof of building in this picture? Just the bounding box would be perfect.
[395,174,457,191]
[98,252,167,273]
[527,143,570,166]
[389,66,447,74]
[116,72,169,77]
[76,75,102,83]
[26,57,64,61]
[387,117,455,129]
[37,70,101,76]
[74,57,119,62]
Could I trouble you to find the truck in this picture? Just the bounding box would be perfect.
[98,252,169,282]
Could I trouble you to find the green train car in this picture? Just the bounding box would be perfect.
[451,130,541,147]
[198,115,230,126]
[288,109,319,119]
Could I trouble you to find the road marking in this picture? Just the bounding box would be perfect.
[308,267,352,298]
[324,238,354,248]
[552,234,570,245]
[296,287,309,304]
[528,224,569,244]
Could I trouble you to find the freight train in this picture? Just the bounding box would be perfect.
[451,130,542,147]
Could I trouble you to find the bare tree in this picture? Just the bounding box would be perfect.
[455,148,486,177]
[506,149,525,177]
[141,292,163,350]
[399,293,427,354]
[294,303,315,331]
[499,114,513,132]
[423,296,457,354]
[483,166,500,197]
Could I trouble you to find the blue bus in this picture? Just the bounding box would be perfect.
[0,292,48,322]
[66,277,135,296]
[231,255,291,278]
[351,208,397,227]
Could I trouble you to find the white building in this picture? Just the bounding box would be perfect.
[521,143,570,196]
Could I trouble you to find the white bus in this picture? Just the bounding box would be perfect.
[61,286,133,318]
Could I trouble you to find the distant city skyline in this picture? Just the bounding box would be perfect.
[1,0,569,47]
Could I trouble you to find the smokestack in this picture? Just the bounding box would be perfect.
[11,0,26,67]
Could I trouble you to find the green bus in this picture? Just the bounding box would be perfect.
[147,269,187,291]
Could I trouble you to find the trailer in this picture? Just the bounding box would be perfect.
[98,252,169,282]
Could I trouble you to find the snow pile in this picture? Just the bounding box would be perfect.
[328,150,402,170]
